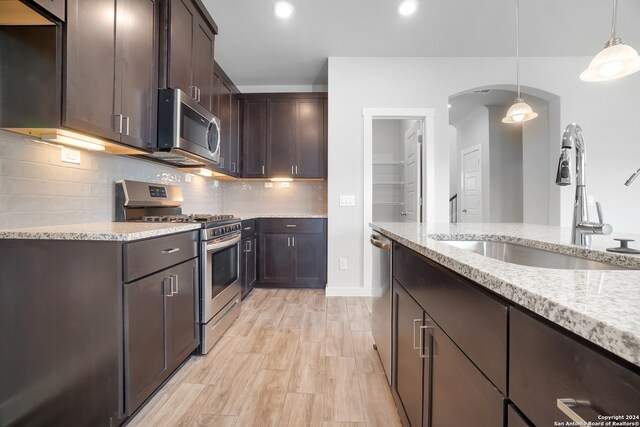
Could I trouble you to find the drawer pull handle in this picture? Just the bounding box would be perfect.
[419,323,433,358]
[286,224,297,228]
[171,274,179,295]
[162,248,180,254]
[557,398,592,423]
[164,277,173,297]
[413,319,422,350]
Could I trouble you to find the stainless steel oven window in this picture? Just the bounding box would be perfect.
[203,234,241,321]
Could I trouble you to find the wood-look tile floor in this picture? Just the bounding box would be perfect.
[128,289,402,427]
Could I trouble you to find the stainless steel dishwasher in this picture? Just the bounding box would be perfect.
[370,231,393,385]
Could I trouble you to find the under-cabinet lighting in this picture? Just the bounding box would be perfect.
[270,177,293,182]
[198,168,213,177]
[41,131,106,151]
[274,1,294,19]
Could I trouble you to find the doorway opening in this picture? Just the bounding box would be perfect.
[363,108,435,294]
[448,85,561,225]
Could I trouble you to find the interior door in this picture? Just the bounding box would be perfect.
[402,121,421,222]
[460,145,482,222]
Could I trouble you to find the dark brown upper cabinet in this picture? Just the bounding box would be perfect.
[241,98,267,178]
[65,0,158,151]
[163,0,217,112]
[240,93,327,179]
[212,62,240,176]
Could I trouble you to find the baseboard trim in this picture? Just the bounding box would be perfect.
[325,287,375,297]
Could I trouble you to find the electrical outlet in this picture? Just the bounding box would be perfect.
[280,182,290,188]
[184,173,192,183]
[339,195,355,206]
[213,180,219,188]
[264,182,274,188]
[339,258,348,270]
[60,147,81,164]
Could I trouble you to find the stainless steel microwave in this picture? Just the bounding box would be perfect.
[154,88,221,167]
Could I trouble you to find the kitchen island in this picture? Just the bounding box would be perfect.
[371,222,640,426]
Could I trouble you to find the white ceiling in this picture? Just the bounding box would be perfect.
[203,0,640,87]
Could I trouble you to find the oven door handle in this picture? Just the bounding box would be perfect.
[205,234,241,252]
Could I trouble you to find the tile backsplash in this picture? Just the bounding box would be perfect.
[0,130,223,228]
[223,181,327,215]
[0,130,327,229]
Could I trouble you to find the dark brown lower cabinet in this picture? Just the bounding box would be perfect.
[507,405,532,427]
[510,308,640,426]
[257,218,327,288]
[393,281,429,427]
[124,258,198,414]
[240,235,257,298]
[430,322,504,426]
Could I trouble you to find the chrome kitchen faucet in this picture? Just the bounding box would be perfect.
[555,124,612,246]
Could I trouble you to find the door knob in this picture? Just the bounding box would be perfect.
[462,209,468,213]
[400,211,407,216]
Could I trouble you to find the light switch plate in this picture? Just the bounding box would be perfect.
[60,147,81,164]
[339,195,356,206]
[339,258,348,270]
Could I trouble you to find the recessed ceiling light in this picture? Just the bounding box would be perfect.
[274,1,294,19]
[398,0,418,16]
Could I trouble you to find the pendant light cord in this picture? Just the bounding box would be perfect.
[610,0,618,40]
[516,0,521,99]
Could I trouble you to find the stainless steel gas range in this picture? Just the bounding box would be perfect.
[115,179,241,354]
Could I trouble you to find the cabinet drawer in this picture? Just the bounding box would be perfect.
[124,231,198,282]
[393,244,508,394]
[510,308,640,426]
[258,218,325,234]
[241,219,256,238]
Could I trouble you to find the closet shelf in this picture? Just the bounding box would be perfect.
[373,202,404,206]
[372,161,404,165]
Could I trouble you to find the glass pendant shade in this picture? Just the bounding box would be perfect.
[580,39,640,82]
[502,99,538,124]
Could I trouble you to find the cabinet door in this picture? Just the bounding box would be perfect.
[118,0,158,150]
[29,0,65,20]
[64,0,119,141]
[258,233,293,283]
[218,78,232,171]
[241,98,267,177]
[393,282,426,427]
[168,0,195,96]
[240,236,250,296]
[430,322,504,427]
[294,98,325,178]
[229,93,240,175]
[192,17,214,111]
[124,270,169,413]
[167,259,198,370]
[267,98,295,177]
[292,233,326,287]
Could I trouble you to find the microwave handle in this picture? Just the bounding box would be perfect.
[207,120,221,160]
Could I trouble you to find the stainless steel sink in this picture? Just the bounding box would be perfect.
[441,240,632,270]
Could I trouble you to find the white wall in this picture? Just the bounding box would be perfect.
[453,106,490,220]
[328,56,640,292]
[487,106,523,223]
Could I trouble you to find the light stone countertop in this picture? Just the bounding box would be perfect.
[0,222,202,241]
[370,222,640,367]
[237,213,328,220]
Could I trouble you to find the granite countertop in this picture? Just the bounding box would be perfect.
[370,222,640,367]
[0,222,202,242]
[237,213,328,220]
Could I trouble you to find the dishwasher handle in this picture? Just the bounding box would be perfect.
[370,235,391,250]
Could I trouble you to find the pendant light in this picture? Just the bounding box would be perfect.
[580,0,640,82]
[502,0,538,124]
